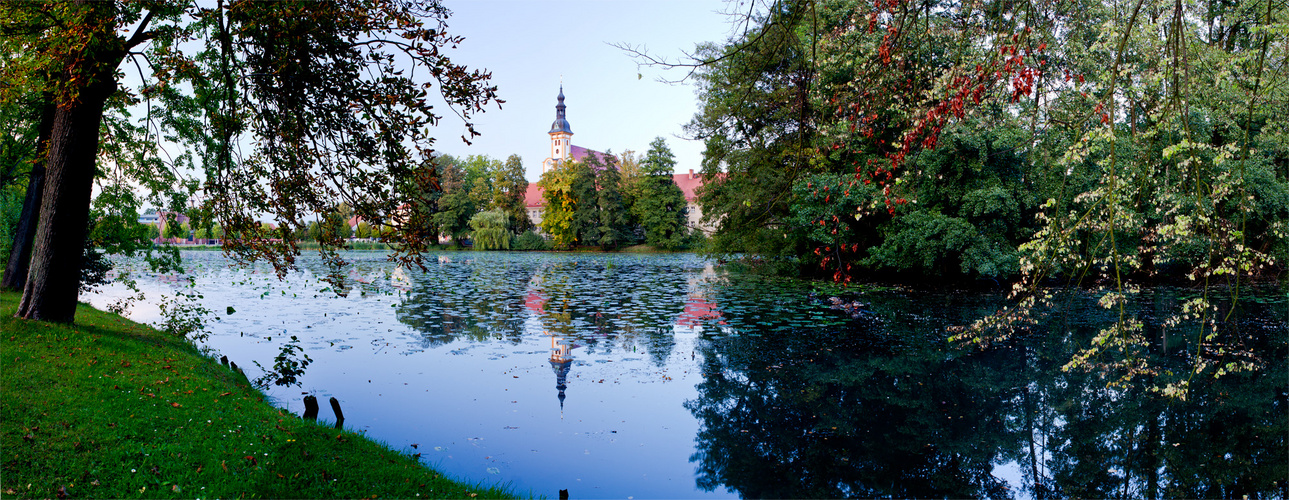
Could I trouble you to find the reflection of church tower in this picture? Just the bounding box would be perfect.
[542,86,573,174]
[548,331,573,413]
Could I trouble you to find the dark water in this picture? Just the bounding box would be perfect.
[92,251,1288,499]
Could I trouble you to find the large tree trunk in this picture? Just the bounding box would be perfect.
[2,98,56,291]
[15,50,120,322]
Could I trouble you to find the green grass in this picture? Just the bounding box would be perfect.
[0,291,515,499]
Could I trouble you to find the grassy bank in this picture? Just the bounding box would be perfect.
[0,291,514,499]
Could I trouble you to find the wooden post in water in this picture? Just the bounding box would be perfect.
[330,397,345,428]
[303,395,319,421]
[220,355,228,366]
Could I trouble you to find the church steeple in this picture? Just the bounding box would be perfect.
[549,86,572,135]
[544,86,574,173]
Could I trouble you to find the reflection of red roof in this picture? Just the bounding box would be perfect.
[676,295,723,327]
[525,289,546,314]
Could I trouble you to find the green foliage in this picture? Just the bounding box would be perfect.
[461,155,500,211]
[355,220,372,239]
[468,209,511,251]
[865,211,1019,278]
[680,0,1287,286]
[318,208,351,242]
[253,336,313,388]
[512,230,549,251]
[433,155,476,246]
[661,0,1288,394]
[0,185,23,268]
[569,157,600,245]
[594,153,633,249]
[633,138,689,250]
[538,162,578,249]
[494,154,531,233]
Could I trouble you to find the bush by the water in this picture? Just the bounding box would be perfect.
[512,230,548,251]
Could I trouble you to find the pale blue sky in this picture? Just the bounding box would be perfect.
[431,0,737,181]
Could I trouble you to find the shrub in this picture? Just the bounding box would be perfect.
[512,230,548,251]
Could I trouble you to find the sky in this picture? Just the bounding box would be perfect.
[428,0,739,182]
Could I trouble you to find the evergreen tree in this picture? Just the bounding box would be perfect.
[595,153,632,250]
[633,138,689,250]
[570,158,600,246]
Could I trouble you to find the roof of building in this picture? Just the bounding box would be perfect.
[548,86,572,135]
[672,169,704,203]
[569,145,607,164]
[524,183,545,208]
[524,169,708,208]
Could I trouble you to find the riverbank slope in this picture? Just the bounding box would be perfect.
[0,291,513,499]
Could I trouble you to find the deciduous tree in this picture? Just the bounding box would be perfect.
[1,0,501,322]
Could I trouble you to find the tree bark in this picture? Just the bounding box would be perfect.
[15,2,123,322]
[2,98,56,291]
[15,82,115,321]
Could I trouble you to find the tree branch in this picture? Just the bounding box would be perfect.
[124,10,157,50]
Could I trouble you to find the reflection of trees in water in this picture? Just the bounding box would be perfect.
[390,255,699,364]
[532,259,690,365]
[394,260,532,348]
[1032,292,1288,499]
[687,290,1287,498]
[687,322,1016,498]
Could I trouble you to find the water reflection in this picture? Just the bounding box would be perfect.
[393,256,532,347]
[548,329,573,412]
[89,252,1286,499]
[687,293,1016,498]
[686,288,1288,499]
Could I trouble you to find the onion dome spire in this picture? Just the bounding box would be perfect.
[549,86,572,135]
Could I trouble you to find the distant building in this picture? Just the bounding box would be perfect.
[526,87,715,234]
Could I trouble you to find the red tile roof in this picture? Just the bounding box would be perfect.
[672,170,703,202]
[569,145,605,164]
[525,183,545,208]
[525,169,707,208]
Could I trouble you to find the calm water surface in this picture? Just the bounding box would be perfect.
[89,251,1288,499]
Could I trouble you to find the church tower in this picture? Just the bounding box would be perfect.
[543,86,573,173]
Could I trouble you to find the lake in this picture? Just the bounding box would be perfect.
[87,251,1287,499]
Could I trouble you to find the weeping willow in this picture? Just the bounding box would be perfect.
[469,209,511,251]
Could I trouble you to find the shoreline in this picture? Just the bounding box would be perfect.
[0,290,517,499]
